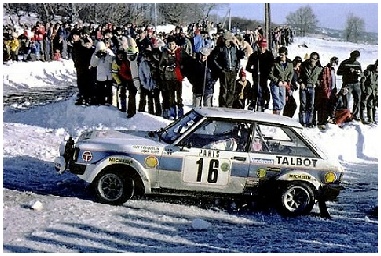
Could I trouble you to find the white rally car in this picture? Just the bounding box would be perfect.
[55,107,344,216]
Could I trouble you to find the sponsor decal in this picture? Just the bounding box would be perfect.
[220,162,230,172]
[276,156,317,167]
[257,168,267,178]
[145,156,159,168]
[288,174,312,180]
[251,158,274,164]
[199,149,220,158]
[108,157,132,165]
[132,145,160,154]
[82,151,93,162]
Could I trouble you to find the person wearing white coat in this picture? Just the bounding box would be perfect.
[90,40,115,105]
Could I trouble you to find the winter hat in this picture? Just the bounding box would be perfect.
[350,50,360,58]
[95,41,107,52]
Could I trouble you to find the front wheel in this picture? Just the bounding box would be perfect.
[93,170,134,205]
[278,182,315,216]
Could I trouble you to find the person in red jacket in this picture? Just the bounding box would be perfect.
[159,36,186,119]
[112,50,137,118]
[316,56,338,125]
[32,21,46,61]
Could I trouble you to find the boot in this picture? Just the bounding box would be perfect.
[155,103,162,116]
[366,107,373,124]
[177,105,184,119]
[163,109,170,119]
[273,109,280,115]
[169,106,177,120]
[299,111,306,126]
[119,97,127,112]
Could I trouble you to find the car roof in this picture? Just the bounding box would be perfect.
[193,107,303,128]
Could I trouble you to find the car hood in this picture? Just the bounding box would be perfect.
[76,129,167,150]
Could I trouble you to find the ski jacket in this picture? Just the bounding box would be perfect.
[90,48,115,81]
[138,57,157,91]
[268,57,294,85]
[212,43,244,73]
[299,60,323,88]
[337,58,362,85]
[112,59,133,85]
[246,50,274,80]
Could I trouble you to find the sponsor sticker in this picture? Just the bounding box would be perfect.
[145,156,159,168]
[82,151,93,162]
[251,158,274,165]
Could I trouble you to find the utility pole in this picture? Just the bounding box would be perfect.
[264,3,271,51]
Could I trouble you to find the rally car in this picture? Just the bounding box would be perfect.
[54,107,344,216]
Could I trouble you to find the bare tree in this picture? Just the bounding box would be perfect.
[344,13,364,43]
[285,5,318,36]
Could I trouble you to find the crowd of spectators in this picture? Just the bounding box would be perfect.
[3,19,377,126]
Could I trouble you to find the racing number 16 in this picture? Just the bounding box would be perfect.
[196,158,219,183]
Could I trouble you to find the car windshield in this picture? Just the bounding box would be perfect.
[158,110,203,144]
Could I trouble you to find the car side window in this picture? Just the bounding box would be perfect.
[182,120,251,152]
[251,123,317,157]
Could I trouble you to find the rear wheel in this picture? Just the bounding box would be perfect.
[279,182,315,216]
[93,170,134,205]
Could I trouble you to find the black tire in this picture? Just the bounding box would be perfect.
[93,169,134,205]
[278,182,315,216]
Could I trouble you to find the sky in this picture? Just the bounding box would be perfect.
[2,31,379,252]
[213,3,379,33]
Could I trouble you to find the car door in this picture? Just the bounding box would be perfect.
[248,122,320,180]
[158,119,251,194]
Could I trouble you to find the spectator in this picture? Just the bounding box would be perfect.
[268,46,294,115]
[72,29,95,105]
[159,37,187,119]
[360,59,378,124]
[182,47,216,107]
[211,31,244,108]
[90,40,115,105]
[112,49,137,118]
[316,56,338,125]
[233,68,251,109]
[138,50,158,115]
[246,39,274,112]
[337,50,363,121]
[283,56,302,118]
[331,87,353,127]
[8,32,20,61]
[298,52,323,127]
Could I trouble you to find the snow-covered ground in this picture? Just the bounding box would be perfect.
[2,36,379,253]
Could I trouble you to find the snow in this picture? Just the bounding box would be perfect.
[2,35,379,253]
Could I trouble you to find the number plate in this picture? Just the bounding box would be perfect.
[182,156,231,186]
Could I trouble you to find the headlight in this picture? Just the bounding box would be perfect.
[324,172,337,183]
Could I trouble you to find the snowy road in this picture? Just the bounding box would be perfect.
[3,159,378,253]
